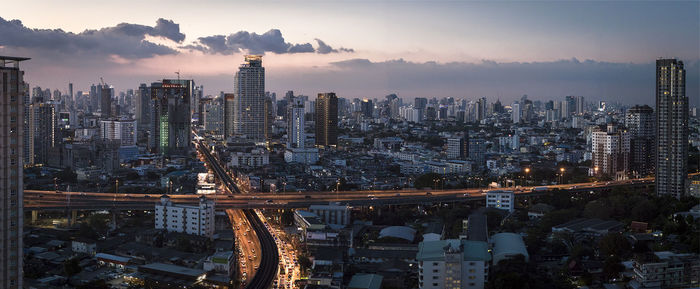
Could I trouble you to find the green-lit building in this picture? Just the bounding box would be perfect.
[149,79,193,156]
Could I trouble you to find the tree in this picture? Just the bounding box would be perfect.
[414,173,443,189]
[598,233,631,258]
[56,168,77,183]
[602,256,624,281]
[64,257,81,276]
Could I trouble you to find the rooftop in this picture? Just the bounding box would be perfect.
[348,274,383,289]
[416,239,491,262]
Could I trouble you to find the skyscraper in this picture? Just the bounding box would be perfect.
[287,97,305,148]
[0,56,28,289]
[135,83,151,144]
[203,97,224,135]
[100,85,112,118]
[149,79,193,156]
[656,59,688,198]
[28,100,57,165]
[233,55,266,142]
[626,105,655,177]
[315,93,338,147]
[511,101,521,124]
[224,93,235,139]
[360,99,373,118]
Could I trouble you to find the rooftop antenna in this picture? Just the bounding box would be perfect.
[175,70,180,81]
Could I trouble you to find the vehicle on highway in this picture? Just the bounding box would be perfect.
[266,199,273,203]
[304,195,311,199]
[395,193,401,197]
[533,186,548,191]
[143,195,150,198]
[426,192,433,196]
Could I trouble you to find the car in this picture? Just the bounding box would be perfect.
[425,192,433,196]
[266,199,274,203]
[395,193,401,196]
[38,194,43,198]
[228,195,234,198]
[143,195,150,198]
[304,195,311,199]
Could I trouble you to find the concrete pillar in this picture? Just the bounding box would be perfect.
[31,210,38,223]
[71,210,78,226]
[110,210,117,230]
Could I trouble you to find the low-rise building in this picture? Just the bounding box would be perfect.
[486,190,515,213]
[629,252,700,289]
[490,233,529,265]
[417,239,491,289]
[203,251,235,277]
[71,240,97,256]
[309,203,351,227]
[155,195,215,238]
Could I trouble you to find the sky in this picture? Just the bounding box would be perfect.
[1,0,698,105]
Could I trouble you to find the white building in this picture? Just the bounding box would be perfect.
[309,203,351,227]
[630,251,700,289]
[229,148,269,168]
[591,125,630,178]
[486,190,515,213]
[284,148,319,164]
[417,239,491,289]
[203,251,235,277]
[100,119,136,146]
[71,240,97,256]
[287,97,305,149]
[511,102,521,124]
[155,195,215,238]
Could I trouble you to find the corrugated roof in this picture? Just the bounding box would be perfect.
[416,239,490,262]
[348,274,383,289]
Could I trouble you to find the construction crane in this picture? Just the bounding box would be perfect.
[175,70,180,81]
[99,77,105,86]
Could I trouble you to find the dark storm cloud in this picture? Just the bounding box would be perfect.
[0,17,185,58]
[185,29,352,54]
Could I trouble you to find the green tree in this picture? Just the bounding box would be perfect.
[598,233,631,258]
[63,257,81,276]
[414,173,443,189]
[602,256,624,281]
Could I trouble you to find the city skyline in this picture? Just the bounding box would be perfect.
[1,1,699,105]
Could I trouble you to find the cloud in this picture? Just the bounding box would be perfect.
[0,17,185,59]
[185,29,352,55]
[269,57,697,105]
[315,38,354,54]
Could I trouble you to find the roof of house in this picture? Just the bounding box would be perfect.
[416,239,490,262]
[379,226,416,242]
[348,274,383,289]
[491,233,529,264]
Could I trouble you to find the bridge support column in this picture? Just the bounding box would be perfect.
[31,210,38,223]
[110,210,117,230]
[70,210,78,226]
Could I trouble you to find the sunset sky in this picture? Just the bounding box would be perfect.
[2,0,698,105]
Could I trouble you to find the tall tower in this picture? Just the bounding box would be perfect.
[100,85,112,118]
[223,93,235,139]
[656,59,688,198]
[625,105,655,177]
[233,55,266,142]
[511,101,521,123]
[287,97,305,148]
[0,56,28,289]
[315,93,338,147]
[149,79,193,156]
[135,83,151,145]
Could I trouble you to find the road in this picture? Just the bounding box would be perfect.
[23,176,660,210]
[227,209,261,285]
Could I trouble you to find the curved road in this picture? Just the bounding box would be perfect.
[198,140,279,289]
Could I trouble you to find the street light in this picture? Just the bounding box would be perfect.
[524,167,530,186]
[559,167,565,184]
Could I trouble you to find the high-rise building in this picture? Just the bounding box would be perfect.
[626,105,655,177]
[233,55,266,142]
[575,96,585,115]
[223,93,235,139]
[361,99,373,118]
[100,119,137,146]
[287,97,305,148]
[0,55,28,289]
[511,102,521,124]
[591,125,630,179]
[100,85,112,118]
[155,195,215,238]
[476,97,487,121]
[656,59,689,198]
[414,97,428,110]
[446,137,468,160]
[135,83,151,144]
[468,137,486,167]
[28,101,57,165]
[315,92,338,147]
[149,79,193,156]
[203,97,224,135]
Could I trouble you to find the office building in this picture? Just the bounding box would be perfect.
[203,97,224,135]
[656,59,689,198]
[361,99,373,118]
[511,102,521,123]
[149,79,193,156]
[626,105,655,177]
[0,55,28,289]
[591,125,630,179]
[155,195,215,238]
[417,239,491,289]
[630,252,699,289]
[100,119,137,146]
[233,55,267,142]
[468,137,486,167]
[447,137,468,160]
[315,92,338,147]
[486,190,515,213]
[288,97,305,148]
[414,97,428,110]
[308,203,351,227]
